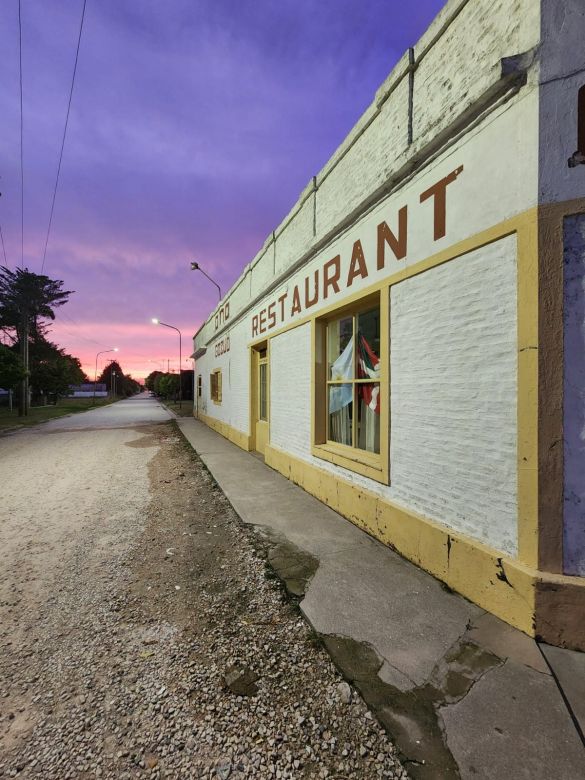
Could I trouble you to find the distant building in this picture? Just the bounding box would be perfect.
[192,0,585,650]
[68,383,107,398]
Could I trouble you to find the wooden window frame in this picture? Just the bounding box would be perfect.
[210,368,222,405]
[312,290,389,484]
[197,374,202,398]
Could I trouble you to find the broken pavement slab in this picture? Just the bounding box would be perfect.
[441,660,585,779]
[177,418,585,779]
[539,642,585,737]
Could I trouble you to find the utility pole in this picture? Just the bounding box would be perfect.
[151,319,183,409]
[93,348,118,405]
[18,309,29,416]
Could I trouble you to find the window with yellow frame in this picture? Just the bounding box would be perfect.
[210,369,222,404]
[313,291,389,483]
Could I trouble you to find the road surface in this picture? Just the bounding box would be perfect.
[0,394,404,779]
[0,392,172,645]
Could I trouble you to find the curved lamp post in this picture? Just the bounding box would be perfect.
[152,318,182,409]
[93,348,118,405]
[190,262,221,300]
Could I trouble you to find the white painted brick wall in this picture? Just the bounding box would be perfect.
[316,76,410,238]
[270,236,518,557]
[270,323,313,459]
[412,0,538,146]
[194,0,544,348]
[390,236,518,555]
[275,196,314,277]
[196,318,250,435]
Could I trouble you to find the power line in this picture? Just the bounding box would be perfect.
[40,0,87,274]
[54,311,163,361]
[0,222,7,266]
[18,0,23,269]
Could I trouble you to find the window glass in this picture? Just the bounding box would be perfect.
[323,300,381,453]
[210,370,222,403]
[259,362,268,421]
[357,308,380,375]
[356,383,380,453]
[328,384,352,445]
[328,316,353,380]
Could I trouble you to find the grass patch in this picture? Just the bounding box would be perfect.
[159,399,194,417]
[0,397,115,431]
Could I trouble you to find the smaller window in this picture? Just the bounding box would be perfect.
[197,375,202,398]
[210,369,222,404]
[259,360,268,421]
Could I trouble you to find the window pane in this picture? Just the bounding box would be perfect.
[357,307,380,381]
[328,316,353,380]
[328,384,352,446]
[259,363,267,421]
[356,383,380,453]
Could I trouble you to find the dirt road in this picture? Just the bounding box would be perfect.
[0,395,405,779]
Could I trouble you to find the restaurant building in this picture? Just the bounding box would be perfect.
[193,0,585,649]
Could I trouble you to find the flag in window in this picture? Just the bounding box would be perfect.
[357,333,380,414]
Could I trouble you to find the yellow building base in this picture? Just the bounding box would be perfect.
[193,411,585,650]
[263,444,585,651]
[197,412,252,452]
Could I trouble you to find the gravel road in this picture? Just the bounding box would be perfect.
[0,395,406,779]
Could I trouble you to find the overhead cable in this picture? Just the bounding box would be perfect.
[41,0,87,273]
[18,0,24,268]
[0,222,7,266]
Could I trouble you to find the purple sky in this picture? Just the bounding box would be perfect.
[0,0,444,379]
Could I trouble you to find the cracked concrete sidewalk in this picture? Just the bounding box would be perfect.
[177,417,585,779]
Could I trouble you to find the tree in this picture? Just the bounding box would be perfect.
[0,344,27,390]
[98,360,141,398]
[123,375,141,397]
[0,266,73,415]
[144,371,161,392]
[98,360,123,395]
[29,336,86,404]
[156,373,179,400]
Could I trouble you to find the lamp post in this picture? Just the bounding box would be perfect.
[93,348,118,405]
[152,319,182,409]
[190,262,221,300]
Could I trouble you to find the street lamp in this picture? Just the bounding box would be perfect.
[190,262,221,300]
[93,348,118,405]
[151,319,182,408]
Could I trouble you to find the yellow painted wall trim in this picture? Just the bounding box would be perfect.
[243,213,525,347]
[197,412,252,452]
[264,443,585,649]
